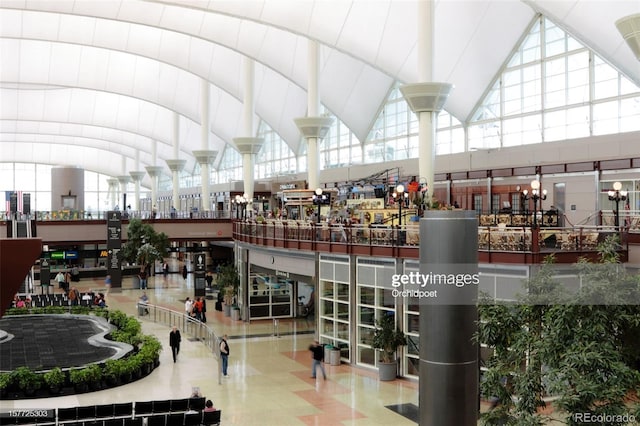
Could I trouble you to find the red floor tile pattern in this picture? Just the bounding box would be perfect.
[284,350,367,424]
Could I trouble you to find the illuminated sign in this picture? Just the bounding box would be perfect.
[50,251,79,260]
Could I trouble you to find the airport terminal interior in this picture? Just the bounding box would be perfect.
[2,1,640,425]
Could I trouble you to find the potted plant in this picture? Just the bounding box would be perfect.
[371,313,407,381]
[70,364,101,393]
[0,372,13,398]
[121,218,170,287]
[12,366,42,396]
[218,264,240,316]
[231,305,241,321]
[103,359,125,386]
[43,367,65,395]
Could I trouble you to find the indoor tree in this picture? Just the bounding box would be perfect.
[121,218,170,271]
[478,238,640,425]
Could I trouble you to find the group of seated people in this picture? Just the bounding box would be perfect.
[12,294,31,308]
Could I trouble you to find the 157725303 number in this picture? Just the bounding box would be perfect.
[1,409,55,418]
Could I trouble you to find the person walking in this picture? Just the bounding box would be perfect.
[184,297,193,317]
[104,274,112,294]
[220,334,230,377]
[309,340,327,380]
[138,268,148,290]
[169,326,181,363]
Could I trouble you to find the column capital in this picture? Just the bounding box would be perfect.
[233,137,264,155]
[400,82,453,113]
[129,171,146,182]
[117,175,132,185]
[165,159,187,172]
[294,116,334,140]
[106,178,119,186]
[193,150,219,165]
[145,165,164,178]
[616,14,640,61]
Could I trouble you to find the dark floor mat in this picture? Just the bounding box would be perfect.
[385,403,418,424]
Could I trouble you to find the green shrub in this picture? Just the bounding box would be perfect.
[12,367,42,391]
[43,367,65,388]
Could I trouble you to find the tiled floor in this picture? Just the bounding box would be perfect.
[0,268,422,425]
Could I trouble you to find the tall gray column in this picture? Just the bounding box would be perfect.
[420,210,478,426]
[51,166,84,211]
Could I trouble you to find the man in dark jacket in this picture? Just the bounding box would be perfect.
[169,326,181,363]
[309,340,326,380]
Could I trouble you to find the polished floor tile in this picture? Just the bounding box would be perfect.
[0,270,421,426]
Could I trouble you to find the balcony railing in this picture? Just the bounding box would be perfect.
[233,219,629,263]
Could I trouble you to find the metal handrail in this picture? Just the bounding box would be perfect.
[136,302,223,385]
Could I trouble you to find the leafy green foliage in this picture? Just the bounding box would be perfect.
[43,367,65,388]
[478,240,640,424]
[121,218,169,266]
[371,312,407,363]
[12,366,42,391]
[217,263,240,305]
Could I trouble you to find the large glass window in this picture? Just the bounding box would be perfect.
[319,256,351,362]
[469,16,640,148]
[356,258,399,369]
[256,121,297,178]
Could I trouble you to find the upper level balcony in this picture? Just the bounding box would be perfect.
[232,219,632,264]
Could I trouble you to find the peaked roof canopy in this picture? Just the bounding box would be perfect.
[1,0,638,182]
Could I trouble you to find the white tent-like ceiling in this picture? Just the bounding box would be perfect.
[1,0,639,185]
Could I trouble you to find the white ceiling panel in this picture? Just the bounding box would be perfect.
[188,37,215,79]
[199,13,242,50]
[261,0,314,35]
[77,45,110,89]
[18,40,51,83]
[127,23,162,59]
[93,18,129,51]
[18,10,59,40]
[16,88,45,119]
[49,44,82,86]
[336,1,390,65]
[257,28,299,80]
[209,46,242,95]
[307,0,351,45]
[158,2,206,35]
[0,39,20,81]
[71,0,121,19]
[117,0,164,26]
[58,13,96,44]
[1,0,638,179]
[68,89,97,123]
[236,19,269,59]
[375,2,416,76]
[158,29,191,71]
